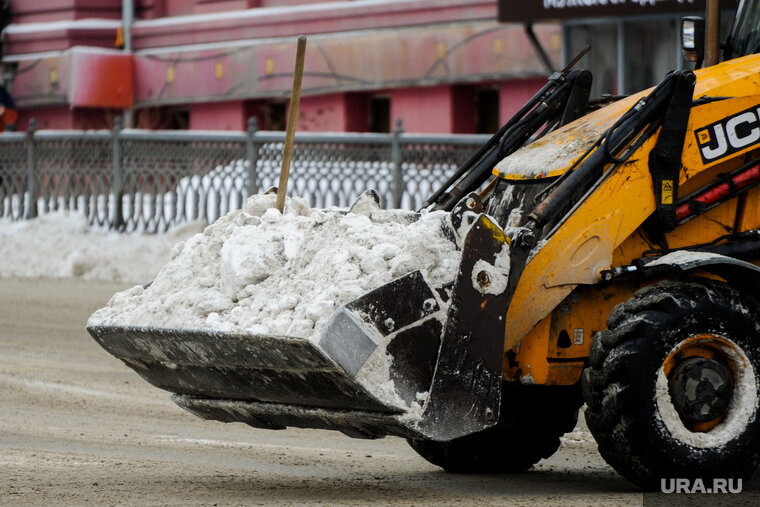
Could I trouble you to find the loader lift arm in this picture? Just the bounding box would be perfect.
[424,66,593,212]
[526,70,696,235]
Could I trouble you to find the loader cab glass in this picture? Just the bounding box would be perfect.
[681,17,705,67]
[724,0,760,60]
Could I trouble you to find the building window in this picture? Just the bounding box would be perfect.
[369,96,390,133]
[566,21,619,96]
[564,10,738,98]
[475,88,500,134]
[266,101,286,131]
[136,106,189,130]
[624,18,678,95]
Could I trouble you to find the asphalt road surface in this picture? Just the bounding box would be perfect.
[0,278,642,505]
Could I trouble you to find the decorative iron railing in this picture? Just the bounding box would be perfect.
[0,118,489,232]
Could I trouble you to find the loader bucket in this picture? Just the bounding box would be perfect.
[88,213,510,442]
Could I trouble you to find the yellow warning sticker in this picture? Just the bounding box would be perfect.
[662,180,674,204]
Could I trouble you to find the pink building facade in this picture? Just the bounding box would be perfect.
[1,0,560,133]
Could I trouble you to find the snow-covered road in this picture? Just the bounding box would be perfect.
[0,277,639,505]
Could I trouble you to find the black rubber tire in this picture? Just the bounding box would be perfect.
[407,383,582,473]
[582,278,760,490]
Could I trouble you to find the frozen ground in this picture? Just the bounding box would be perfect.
[0,277,642,505]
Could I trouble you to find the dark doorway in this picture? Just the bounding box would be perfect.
[266,101,287,131]
[369,96,391,133]
[135,107,189,130]
[476,88,500,134]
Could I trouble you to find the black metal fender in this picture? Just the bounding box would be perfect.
[639,251,760,302]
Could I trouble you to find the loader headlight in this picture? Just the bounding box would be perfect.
[681,16,705,65]
[682,21,696,50]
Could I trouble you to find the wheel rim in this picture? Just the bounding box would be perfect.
[656,334,757,448]
[668,356,732,427]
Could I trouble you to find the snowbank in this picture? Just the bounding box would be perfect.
[0,213,205,283]
[88,194,459,341]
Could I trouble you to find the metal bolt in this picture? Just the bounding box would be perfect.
[476,270,491,287]
[517,229,536,247]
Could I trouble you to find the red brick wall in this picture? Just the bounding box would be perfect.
[9,0,121,23]
[390,86,453,134]
[499,78,545,123]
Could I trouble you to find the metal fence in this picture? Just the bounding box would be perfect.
[0,117,489,233]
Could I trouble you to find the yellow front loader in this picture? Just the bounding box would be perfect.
[89,0,760,489]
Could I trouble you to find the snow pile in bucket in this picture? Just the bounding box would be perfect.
[89,193,459,337]
[89,193,461,412]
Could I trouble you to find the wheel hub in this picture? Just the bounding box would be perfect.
[668,357,732,424]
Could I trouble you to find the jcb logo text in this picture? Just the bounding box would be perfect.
[696,105,760,164]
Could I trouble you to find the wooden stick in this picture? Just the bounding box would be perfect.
[704,0,720,67]
[275,35,307,213]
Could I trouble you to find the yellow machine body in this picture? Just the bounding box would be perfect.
[498,54,760,386]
